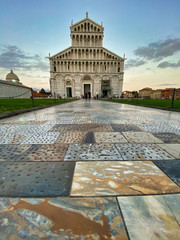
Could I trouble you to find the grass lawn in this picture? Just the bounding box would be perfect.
[99,98,180,111]
[0,98,78,113]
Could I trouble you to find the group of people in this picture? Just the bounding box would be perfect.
[85,91,91,100]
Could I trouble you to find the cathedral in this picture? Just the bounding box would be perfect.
[49,13,125,98]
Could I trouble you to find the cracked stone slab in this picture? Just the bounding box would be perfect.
[94,132,128,143]
[21,132,60,144]
[49,124,113,132]
[16,144,68,161]
[110,124,142,132]
[153,161,180,186]
[0,145,31,161]
[118,194,180,240]
[122,132,163,143]
[55,132,87,143]
[64,144,122,161]
[0,197,128,240]
[115,144,175,160]
[71,161,180,196]
[158,144,180,159]
[151,132,180,143]
[0,162,75,197]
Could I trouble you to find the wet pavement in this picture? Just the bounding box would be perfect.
[0,99,180,239]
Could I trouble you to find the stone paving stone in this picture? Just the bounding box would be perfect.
[151,132,180,143]
[55,131,87,143]
[0,145,31,161]
[137,124,180,135]
[71,161,180,196]
[1,120,48,125]
[0,133,28,144]
[64,143,122,161]
[158,144,180,159]
[50,124,113,132]
[115,143,175,160]
[0,162,75,197]
[110,124,142,132]
[16,144,68,161]
[0,197,128,240]
[153,161,180,186]
[119,143,175,160]
[94,132,128,143]
[21,132,60,144]
[122,132,163,143]
[118,194,180,240]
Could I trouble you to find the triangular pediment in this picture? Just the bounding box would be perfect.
[103,48,125,60]
[50,47,72,59]
[71,18,103,32]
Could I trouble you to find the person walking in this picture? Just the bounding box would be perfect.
[88,91,91,100]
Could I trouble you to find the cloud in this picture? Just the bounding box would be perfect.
[156,84,179,86]
[125,59,146,69]
[157,60,180,68]
[0,45,49,71]
[134,38,180,61]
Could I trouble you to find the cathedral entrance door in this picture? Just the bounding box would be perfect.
[66,87,72,98]
[84,84,91,95]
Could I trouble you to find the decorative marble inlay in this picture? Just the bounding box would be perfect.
[118,194,180,240]
[110,124,142,132]
[0,197,128,239]
[71,161,180,196]
[50,124,113,132]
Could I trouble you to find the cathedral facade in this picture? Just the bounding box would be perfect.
[49,13,125,98]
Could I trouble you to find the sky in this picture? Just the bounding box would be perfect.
[0,0,180,91]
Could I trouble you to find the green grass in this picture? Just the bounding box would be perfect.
[99,98,180,111]
[0,98,78,113]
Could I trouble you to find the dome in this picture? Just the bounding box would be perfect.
[6,70,20,83]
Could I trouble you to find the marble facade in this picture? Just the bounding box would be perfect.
[49,12,125,98]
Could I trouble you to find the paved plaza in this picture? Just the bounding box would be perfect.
[0,100,180,239]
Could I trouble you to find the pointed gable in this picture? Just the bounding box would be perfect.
[70,17,104,33]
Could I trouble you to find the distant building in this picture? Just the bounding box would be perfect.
[33,90,51,98]
[139,88,154,99]
[150,89,162,99]
[49,12,125,98]
[0,70,31,98]
[122,91,137,98]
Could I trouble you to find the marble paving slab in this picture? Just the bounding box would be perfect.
[55,131,87,143]
[118,194,180,240]
[0,197,128,239]
[94,132,128,143]
[153,160,180,186]
[49,124,113,132]
[21,132,60,144]
[110,124,142,132]
[64,144,122,161]
[71,161,180,196]
[151,132,180,143]
[16,144,68,161]
[0,162,75,197]
[122,132,163,143]
[0,145,31,161]
[115,144,175,160]
[158,144,180,159]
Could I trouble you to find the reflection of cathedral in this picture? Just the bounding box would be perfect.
[49,12,125,98]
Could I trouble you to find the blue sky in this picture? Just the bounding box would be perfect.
[0,0,180,90]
